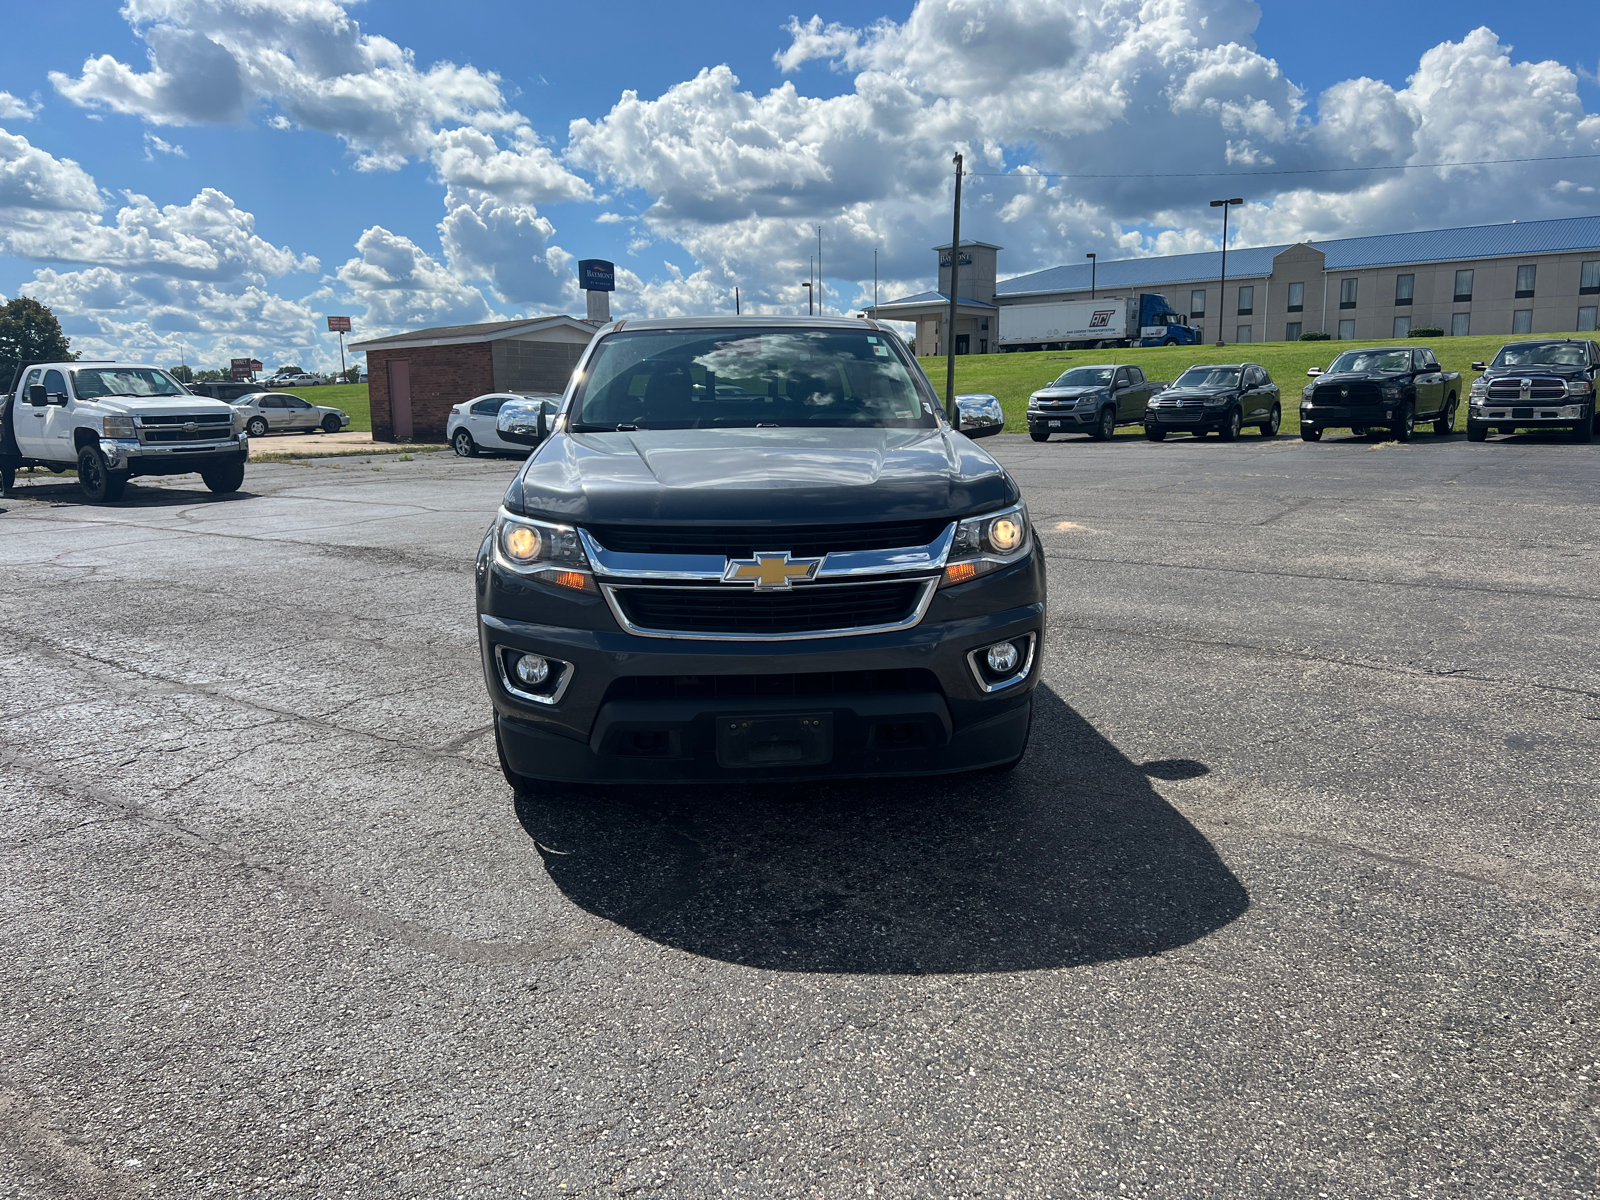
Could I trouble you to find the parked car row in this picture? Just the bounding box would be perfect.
[1022,340,1599,445]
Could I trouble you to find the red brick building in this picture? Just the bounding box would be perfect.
[351,316,597,442]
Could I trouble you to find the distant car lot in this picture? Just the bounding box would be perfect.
[1,439,1595,1197]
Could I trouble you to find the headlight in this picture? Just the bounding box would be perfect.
[233,410,248,434]
[102,416,136,438]
[1204,393,1233,407]
[942,502,1030,587]
[1568,379,1592,395]
[1470,378,1487,398]
[1302,386,1314,400]
[494,509,596,592]
[1380,384,1402,401]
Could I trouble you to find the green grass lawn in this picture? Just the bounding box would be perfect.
[919,332,1600,437]
[268,382,371,432]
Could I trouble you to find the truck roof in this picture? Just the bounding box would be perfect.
[602,315,883,333]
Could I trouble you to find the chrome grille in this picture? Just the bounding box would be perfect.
[138,414,234,444]
[1485,377,1567,401]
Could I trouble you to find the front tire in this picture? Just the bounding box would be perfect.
[1162,338,1178,347]
[1467,421,1488,442]
[77,445,127,504]
[1434,396,1456,436]
[1393,401,1414,442]
[1301,427,1322,442]
[1091,407,1115,441]
[453,429,477,457]
[1145,427,1166,441]
[246,416,269,438]
[1,463,13,494]
[1218,407,1242,441]
[1260,405,1281,437]
[1572,415,1593,443]
[201,463,245,494]
[320,414,341,433]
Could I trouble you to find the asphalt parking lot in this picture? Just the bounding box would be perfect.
[2,432,1596,1199]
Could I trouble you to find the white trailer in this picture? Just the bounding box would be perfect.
[997,294,1198,350]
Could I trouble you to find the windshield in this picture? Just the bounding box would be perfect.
[1327,350,1411,374]
[1492,342,1589,368]
[71,368,189,398]
[1050,368,1114,388]
[1174,367,1241,388]
[568,328,937,431]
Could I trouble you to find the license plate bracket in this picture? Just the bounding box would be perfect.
[716,713,833,768]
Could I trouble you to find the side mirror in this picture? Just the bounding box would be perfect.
[27,384,48,406]
[496,399,548,446]
[1471,361,1485,371]
[1305,367,1322,378]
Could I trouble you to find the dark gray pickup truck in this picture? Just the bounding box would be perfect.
[1026,363,1166,442]
[1299,346,1460,441]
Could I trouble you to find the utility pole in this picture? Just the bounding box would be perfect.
[1210,197,1243,346]
[802,280,813,315]
[735,286,740,315]
[1086,253,1097,300]
[873,249,878,313]
[812,227,825,315]
[944,152,963,424]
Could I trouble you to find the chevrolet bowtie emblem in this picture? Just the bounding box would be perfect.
[723,551,821,590]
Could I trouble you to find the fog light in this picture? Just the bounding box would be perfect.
[514,653,550,686]
[986,641,1019,673]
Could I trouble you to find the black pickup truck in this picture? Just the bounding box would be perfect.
[1299,346,1460,441]
[1466,339,1597,442]
[477,316,1045,785]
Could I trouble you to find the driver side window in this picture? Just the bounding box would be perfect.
[1113,369,1129,389]
[43,369,68,399]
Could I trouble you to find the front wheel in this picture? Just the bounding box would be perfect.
[1301,427,1322,442]
[1028,429,1050,443]
[1393,401,1414,442]
[1,463,13,493]
[1434,396,1456,436]
[1145,427,1166,441]
[321,414,341,433]
[1162,338,1178,347]
[453,429,477,457]
[1572,415,1593,444]
[246,416,269,438]
[1091,407,1115,441]
[1260,405,1281,437]
[201,463,245,494]
[77,445,127,504]
[1466,421,1488,442]
[1218,407,1242,441]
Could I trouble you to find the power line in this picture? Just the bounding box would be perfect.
[962,151,1600,181]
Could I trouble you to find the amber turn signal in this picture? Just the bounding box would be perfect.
[943,561,978,585]
[553,570,594,592]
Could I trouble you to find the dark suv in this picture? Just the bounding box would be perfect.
[477,317,1045,785]
[1144,362,1281,440]
[1467,339,1598,442]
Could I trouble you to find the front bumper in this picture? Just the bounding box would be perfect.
[1027,408,1093,430]
[1145,407,1230,429]
[1298,404,1400,430]
[1468,402,1589,426]
[481,554,1045,782]
[102,435,249,476]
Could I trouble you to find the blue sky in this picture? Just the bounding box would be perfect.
[2,0,1597,370]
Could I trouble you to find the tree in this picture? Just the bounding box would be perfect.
[169,363,194,383]
[0,298,74,391]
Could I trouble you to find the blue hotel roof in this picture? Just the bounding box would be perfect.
[991,215,1600,299]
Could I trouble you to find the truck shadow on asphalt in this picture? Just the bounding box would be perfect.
[0,478,257,506]
[513,687,1248,974]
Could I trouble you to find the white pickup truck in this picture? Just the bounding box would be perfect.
[0,361,249,502]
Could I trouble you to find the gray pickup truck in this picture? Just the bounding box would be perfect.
[1026,364,1166,442]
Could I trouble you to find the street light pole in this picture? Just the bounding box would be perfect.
[1209,197,1243,347]
[801,281,812,315]
[1086,252,1097,300]
[944,152,963,424]
[817,225,823,315]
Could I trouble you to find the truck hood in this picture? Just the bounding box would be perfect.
[1311,370,1406,386]
[1481,364,1587,380]
[1030,387,1104,402]
[94,396,237,417]
[506,426,1016,526]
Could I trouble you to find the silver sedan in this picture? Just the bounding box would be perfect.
[231,392,350,436]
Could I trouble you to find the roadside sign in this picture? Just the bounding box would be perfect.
[230,357,262,381]
[327,315,351,332]
[578,259,615,292]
